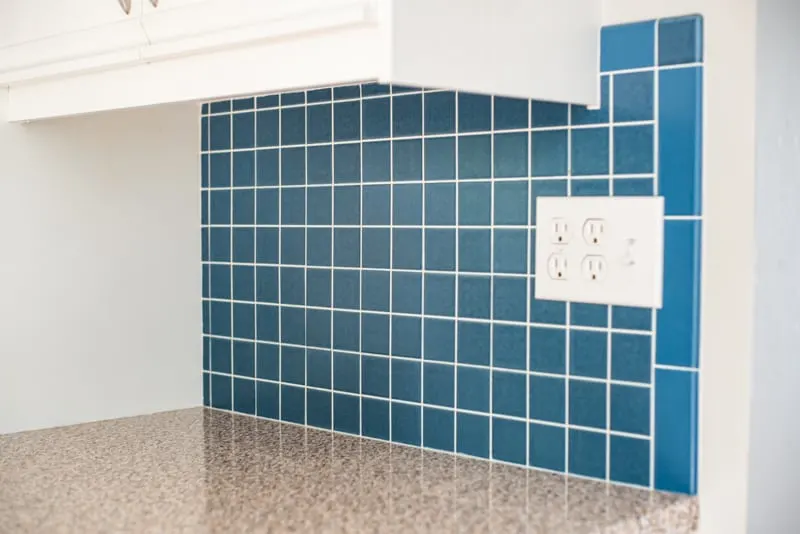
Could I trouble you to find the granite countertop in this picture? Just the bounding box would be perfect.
[0,408,697,533]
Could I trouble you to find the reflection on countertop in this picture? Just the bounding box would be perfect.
[0,408,697,533]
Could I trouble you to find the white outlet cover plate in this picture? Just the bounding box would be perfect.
[535,196,665,308]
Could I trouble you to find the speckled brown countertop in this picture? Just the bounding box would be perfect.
[0,408,697,533]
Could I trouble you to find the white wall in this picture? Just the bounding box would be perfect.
[601,1,758,533]
[0,96,202,434]
[747,1,800,531]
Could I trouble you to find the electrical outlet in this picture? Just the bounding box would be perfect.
[534,196,664,308]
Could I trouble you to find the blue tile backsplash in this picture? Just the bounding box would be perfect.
[201,16,703,495]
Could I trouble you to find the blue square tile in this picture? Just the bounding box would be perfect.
[307,389,332,429]
[458,368,490,413]
[424,137,456,180]
[392,402,421,446]
[423,362,454,407]
[256,343,279,381]
[614,125,654,174]
[233,303,255,339]
[255,305,278,342]
[334,144,361,184]
[233,113,255,149]
[210,338,231,374]
[333,311,360,351]
[494,96,529,130]
[333,228,360,267]
[530,180,568,221]
[612,333,651,383]
[256,109,279,147]
[281,147,305,186]
[494,181,528,226]
[492,324,526,370]
[458,275,490,319]
[256,148,279,185]
[393,139,423,181]
[362,398,390,440]
[334,185,361,225]
[570,330,608,379]
[202,300,210,334]
[572,128,610,176]
[202,228,210,262]
[611,436,650,487]
[203,373,210,406]
[233,152,255,187]
[424,318,455,362]
[362,185,391,225]
[307,228,332,267]
[493,276,526,322]
[458,230,490,273]
[307,145,332,184]
[392,228,422,270]
[281,107,305,146]
[363,141,391,182]
[210,189,230,223]
[201,117,209,151]
[611,384,650,435]
[530,423,565,471]
[425,229,456,271]
[531,130,568,177]
[362,97,391,139]
[612,306,652,331]
[458,182,491,226]
[392,316,422,358]
[306,268,331,307]
[393,94,422,137]
[362,313,389,355]
[425,91,456,134]
[281,91,305,106]
[614,177,654,196]
[362,270,390,312]
[458,93,491,132]
[393,183,422,225]
[201,191,209,225]
[458,135,491,179]
[307,349,331,389]
[571,76,610,125]
[281,346,305,385]
[493,371,526,418]
[334,85,360,100]
[392,359,421,402]
[209,114,230,151]
[307,186,332,225]
[569,429,606,479]
[657,220,701,367]
[614,72,654,122]
[424,274,455,317]
[203,337,211,371]
[232,97,254,110]
[494,132,528,178]
[281,228,305,265]
[572,178,610,197]
[334,101,360,141]
[281,307,305,345]
[256,381,279,419]
[456,413,489,458]
[425,183,456,226]
[281,385,305,424]
[281,187,305,225]
[493,418,526,465]
[530,327,566,374]
[392,272,422,314]
[530,375,565,423]
[256,188,278,225]
[494,230,528,274]
[307,104,332,143]
[362,83,390,97]
[601,21,656,72]
[362,228,390,268]
[362,354,390,397]
[333,269,360,310]
[655,369,698,494]
[569,380,606,430]
[659,15,703,66]
[334,393,360,434]
[457,321,490,366]
[210,227,231,262]
[209,301,231,337]
[424,407,454,452]
[571,303,607,327]
[211,374,232,410]
[531,299,566,325]
[307,309,331,348]
[209,264,230,299]
[531,101,568,127]
[333,351,360,393]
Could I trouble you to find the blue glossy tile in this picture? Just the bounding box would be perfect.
[256,381,279,419]
[363,141,391,182]
[393,94,422,137]
[530,423,565,472]
[307,186,332,225]
[493,418,526,465]
[529,327,566,374]
[570,330,608,379]
[424,318,455,362]
[424,137,456,180]
[209,115,231,151]
[493,324,526,370]
[655,369,698,494]
[530,375,565,423]
[362,97,390,139]
[256,149,279,186]
[255,305,278,342]
[393,183,422,225]
[611,436,650,487]
[306,268,331,308]
[307,145,332,184]
[458,230,490,273]
[333,311,360,351]
[281,91,305,106]
[334,85,360,100]
[572,179,609,197]
[333,351,359,393]
[281,228,305,265]
[281,107,305,146]
[612,306,652,331]
[611,384,650,435]
[281,385,305,424]
[425,229,456,271]
[530,180,568,220]
[362,354,389,397]
[362,228,390,269]
[233,97,254,111]
[392,359,421,402]
[334,393,360,434]
[233,303,255,339]
[202,300,211,334]
[232,228,254,264]
[424,273,455,317]
[209,228,231,262]
[391,316,421,358]
[334,144,361,184]
[492,371,526,418]
[362,398,390,440]
[334,101,360,141]
[571,128,610,176]
[203,337,211,371]
[614,178,654,196]
[494,132,528,178]
[611,333,652,383]
[201,117,209,152]
[425,183,456,226]
[657,220,701,367]
[333,185,360,226]
[424,92,456,134]
[281,346,305,385]
[307,389,332,429]
[393,139,423,181]
[392,228,422,270]
[659,15,703,66]
[256,188,278,225]
[458,135,491,179]
[457,413,489,459]
[614,125,654,174]
[614,71,654,122]
[362,185,390,225]
[572,76,610,126]
[362,270,390,312]
[307,104,332,143]
[233,113,255,149]
[281,147,305,186]
[458,182,491,226]
[281,187,305,225]
[233,152,255,187]
[493,180,528,226]
[424,362,454,406]
[424,408,454,452]
[531,101,568,127]
[493,230,527,274]
[333,269,360,310]
[392,402,421,446]
[209,264,230,299]
[210,338,231,374]
[458,321,490,366]
[569,429,606,479]
[493,276,526,322]
[307,88,332,103]
[362,313,389,355]
[307,349,331,389]
[601,21,656,72]
[393,272,422,314]
[256,344,279,381]
[458,93,491,132]
[307,309,331,348]
[211,374,232,410]
[531,299,566,325]
[569,380,606,430]
[333,228,360,267]
[281,307,305,345]
[306,228,332,267]
[256,110,279,147]
[659,67,702,215]
[458,275,490,319]
[209,189,230,223]
[203,373,210,406]
[494,96,529,130]
[362,83,390,97]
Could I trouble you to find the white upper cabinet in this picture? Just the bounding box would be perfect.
[0,0,601,122]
